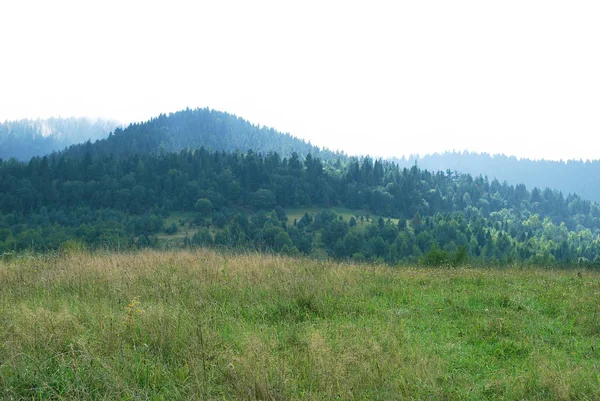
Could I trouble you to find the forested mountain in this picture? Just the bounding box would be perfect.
[395,151,600,203]
[0,118,118,161]
[2,139,600,266]
[62,108,341,161]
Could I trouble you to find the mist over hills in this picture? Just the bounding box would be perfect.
[58,109,598,205]
[394,152,600,203]
[0,117,119,161]
[61,108,341,161]
[2,107,600,266]
[2,109,598,208]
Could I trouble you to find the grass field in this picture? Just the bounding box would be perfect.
[155,212,199,245]
[285,206,399,227]
[1,250,599,400]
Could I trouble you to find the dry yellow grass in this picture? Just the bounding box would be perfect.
[1,249,599,399]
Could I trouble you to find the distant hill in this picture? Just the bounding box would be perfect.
[58,109,599,204]
[6,112,599,206]
[2,108,600,265]
[62,108,343,161]
[0,117,119,161]
[394,151,600,203]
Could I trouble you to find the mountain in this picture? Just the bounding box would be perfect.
[2,108,600,266]
[394,151,600,203]
[0,117,119,161]
[62,108,343,161]
[58,110,600,207]
[2,133,600,265]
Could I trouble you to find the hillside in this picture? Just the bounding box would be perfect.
[2,134,600,265]
[1,250,599,399]
[62,108,341,161]
[10,111,598,208]
[396,151,600,203]
[0,117,118,161]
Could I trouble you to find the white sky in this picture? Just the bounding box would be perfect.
[1,0,599,161]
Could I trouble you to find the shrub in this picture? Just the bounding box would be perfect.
[421,244,469,267]
[165,223,178,235]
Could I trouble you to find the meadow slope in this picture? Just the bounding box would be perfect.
[1,250,599,400]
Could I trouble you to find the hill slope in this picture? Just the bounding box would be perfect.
[395,151,600,203]
[0,117,118,161]
[2,140,600,265]
[58,111,600,206]
[2,109,600,265]
[62,108,341,161]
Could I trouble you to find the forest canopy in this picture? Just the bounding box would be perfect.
[1,110,599,268]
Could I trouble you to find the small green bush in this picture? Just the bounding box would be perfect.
[421,244,468,267]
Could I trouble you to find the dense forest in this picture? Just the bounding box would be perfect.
[4,111,599,209]
[0,117,118,161]
[1,109,600,267]
[396,151,600,203]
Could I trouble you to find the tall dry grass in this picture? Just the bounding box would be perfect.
[1,249,599,399]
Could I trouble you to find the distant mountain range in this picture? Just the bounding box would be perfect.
[0,117,119,161]
[393,152,600,203]
[1,107,600,265]
[2,110,599,204]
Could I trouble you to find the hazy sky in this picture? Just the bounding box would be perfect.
[1,1,599,161]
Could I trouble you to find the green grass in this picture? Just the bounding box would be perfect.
[156,212,199,244]
[285,206,399,227]
[161,211,198,228]
[1,250,599,399]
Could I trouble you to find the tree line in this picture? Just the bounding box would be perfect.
[1,144,599,266]
[396,151,600,203]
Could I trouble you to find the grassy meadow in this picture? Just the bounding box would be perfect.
[1,250,599,400]
[284,207,398,226]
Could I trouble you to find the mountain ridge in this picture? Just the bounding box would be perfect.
[1,108,600,266]
[60,108,344,162]
[0,117,119,161]
[4,109,599,206]
[393,151,600,203]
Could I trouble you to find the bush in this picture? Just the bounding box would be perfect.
[452,245,469,266]
[421,243,450,267]
[164,223,178,235]
[59,240,88,255]
[191,229,213,246]
[249,189,276,210]
[421,244,469,267]
[212,212,228,228]
[194,198,213,217]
